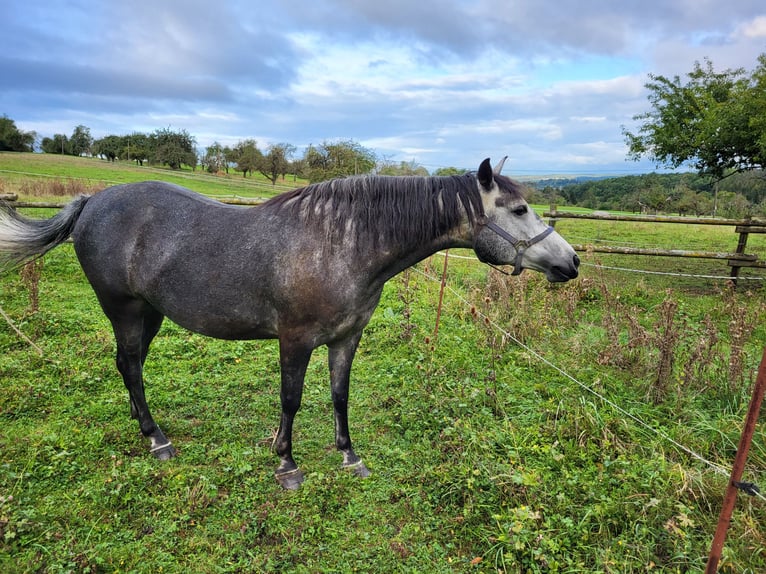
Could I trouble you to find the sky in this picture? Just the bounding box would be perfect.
[1,0,765,176]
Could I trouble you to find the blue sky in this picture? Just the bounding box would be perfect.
[2,0,765,175]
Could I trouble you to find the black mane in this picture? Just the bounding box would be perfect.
[262,173,525,249]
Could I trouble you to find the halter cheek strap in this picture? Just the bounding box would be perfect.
[481,220,555,276]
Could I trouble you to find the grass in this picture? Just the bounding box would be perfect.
[0,153,304,200]
[1,154,765,572]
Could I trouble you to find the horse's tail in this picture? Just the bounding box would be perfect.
[0,195,91,271]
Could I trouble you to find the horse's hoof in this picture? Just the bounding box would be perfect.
[150,442,176,461]
[275,468,304,490]
[343,460,371,478]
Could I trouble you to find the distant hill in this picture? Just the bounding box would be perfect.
[527,170,766,218]
[532,176,612,189]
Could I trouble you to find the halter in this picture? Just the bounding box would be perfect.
[480,218,555,276]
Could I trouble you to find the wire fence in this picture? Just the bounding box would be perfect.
[413,259,766,503]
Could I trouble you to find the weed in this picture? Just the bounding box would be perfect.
[19,260,43,315]
[649,297,681,404]
[397,268,416,341]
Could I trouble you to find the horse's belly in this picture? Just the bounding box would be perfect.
[157,296,280,340]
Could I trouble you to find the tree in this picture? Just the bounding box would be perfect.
[624,54,766,181]
[70,125,93,156]
[41,134,71,155]
[433,166,467,176]
[202,141,228,173]
[231,139,262,178]
[93,135,122,161]
[0,115,36,152]
[151,128,196,170]
[123,132,151,166]
[304,139,376,182]
[260,143,296,185]
[377,159,429,176]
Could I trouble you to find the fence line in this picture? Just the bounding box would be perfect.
[5,195,766,285]
[546,206,766,283]
[0,194,266,208]
[412,263,766,503]
[430,251,766,282]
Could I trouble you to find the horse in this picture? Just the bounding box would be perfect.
[0,158,579,489]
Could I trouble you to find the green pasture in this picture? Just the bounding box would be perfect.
[0,155,765,572]
[0,153,302,200]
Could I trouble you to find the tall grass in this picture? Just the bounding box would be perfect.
[18,178,106,197]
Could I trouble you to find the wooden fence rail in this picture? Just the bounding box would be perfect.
[0,193,266,208]
[545,206,766,283]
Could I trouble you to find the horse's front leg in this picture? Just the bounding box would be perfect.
[329,333,370,479]
[274,338,313,490]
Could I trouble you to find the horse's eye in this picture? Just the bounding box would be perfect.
[512,205,528,216]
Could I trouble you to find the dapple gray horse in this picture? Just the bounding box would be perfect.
[0,158,579,489]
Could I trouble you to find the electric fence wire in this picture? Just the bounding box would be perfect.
[413,261,766,503]
[431,251,766,282]
[581,262,766,281]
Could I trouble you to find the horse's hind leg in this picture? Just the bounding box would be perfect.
[111,304,175,460]
[128,310,164,420]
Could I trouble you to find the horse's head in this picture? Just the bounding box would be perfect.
[472,157,579,282]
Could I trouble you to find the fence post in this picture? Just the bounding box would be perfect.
[705,347,766,573]
[548,203,557,228]
[731,216,751,288]
[730,218,750,287]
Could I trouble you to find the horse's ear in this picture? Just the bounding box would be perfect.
[478,158,493,190]
[493,156,508,175]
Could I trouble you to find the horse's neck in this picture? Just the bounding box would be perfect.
[366,205,474,287]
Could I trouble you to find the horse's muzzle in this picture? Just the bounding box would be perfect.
[546,253,580,283]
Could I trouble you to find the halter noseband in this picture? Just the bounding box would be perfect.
[480,219,555,276]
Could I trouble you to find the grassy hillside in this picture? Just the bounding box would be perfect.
[0,152,304,200]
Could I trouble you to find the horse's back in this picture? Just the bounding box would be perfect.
[73,181,242,283]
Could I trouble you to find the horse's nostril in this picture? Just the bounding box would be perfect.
[573,254,580,268]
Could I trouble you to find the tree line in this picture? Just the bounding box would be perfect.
[533,170,766,219]
[0,118,464,183]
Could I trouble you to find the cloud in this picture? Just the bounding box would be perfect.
[739,15,766,38]
[1,0,764,174]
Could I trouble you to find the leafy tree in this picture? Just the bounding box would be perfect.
[0,115,36,152]
[260,143,296,185]
[231,139,262,178]
[123,132,151,166]
[41,134,71,155]
[716,191,751,218]
[202,141,228,173]
[378,159,429,176]
[151,128,196,170]
[289,158,307,182]
[433,166,467,176]
[70,125,93,156]
[93,135,122,161]
[624,54,766,180]
[304,139,376,182]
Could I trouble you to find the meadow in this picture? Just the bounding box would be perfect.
[0,154,765,573]
[0,152,300,200]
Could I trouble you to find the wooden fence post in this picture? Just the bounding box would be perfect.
[705,347,766,572]
[548,203,557,228]
[730,218,750,286]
